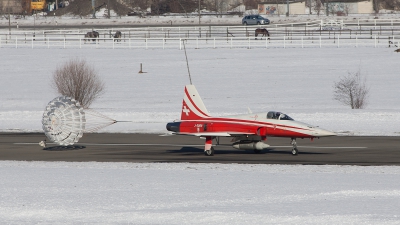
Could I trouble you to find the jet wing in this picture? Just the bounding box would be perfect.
[172,132,254,137]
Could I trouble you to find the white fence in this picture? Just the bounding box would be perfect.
[0,35,398,49]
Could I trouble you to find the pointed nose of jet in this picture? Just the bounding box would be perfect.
[313,128,336,137]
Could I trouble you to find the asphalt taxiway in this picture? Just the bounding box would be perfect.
[1,133,399,165]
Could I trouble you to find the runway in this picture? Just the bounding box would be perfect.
[1,132,399,165]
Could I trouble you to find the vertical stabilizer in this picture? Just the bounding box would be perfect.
[181,85,210,120]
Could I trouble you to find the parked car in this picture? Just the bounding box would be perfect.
[242,15,270,25]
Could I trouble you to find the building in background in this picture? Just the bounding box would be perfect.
[258,0,306,15]
[323,0,374,15]
[0,0,25,13]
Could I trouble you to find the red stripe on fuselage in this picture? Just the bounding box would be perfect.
[181,116,311,132]
[179,119,314,138]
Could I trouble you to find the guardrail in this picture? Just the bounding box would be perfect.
[1,35,398,49]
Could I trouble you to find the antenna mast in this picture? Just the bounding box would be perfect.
[182,40,192,85]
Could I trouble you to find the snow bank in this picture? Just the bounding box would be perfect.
[1,161,399,224]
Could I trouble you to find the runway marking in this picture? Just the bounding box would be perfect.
[269,146,367,149]
[14,143,205,147]
[14,143,367,149]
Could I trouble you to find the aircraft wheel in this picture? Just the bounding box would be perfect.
[205,147,214,156]
[254,149,261,154]
[291,148,298,156]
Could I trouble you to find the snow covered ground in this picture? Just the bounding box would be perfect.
[0,47,399,135]
[1,40,400,224]
[0,161,399,224]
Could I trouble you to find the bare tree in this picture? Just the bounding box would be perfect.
[373,0,380,14]
[333,69,369,109]
[380,0,400,11]
[52,59,105,108]
[340,3,353,15]
[314,0,323,16]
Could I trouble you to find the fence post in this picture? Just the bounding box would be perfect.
[196,38,198,49]
[146,38,148,49]
[163,38,165,49]
[266,37,268,49]
[129,38,131,49]
[15,37,17,48]
[64,38,66,49]
[31,37,33,49]
[393,36,395,47]
[214,38,215,49]
[231,37,233,49]
[301,36,303,48]
[248,37,250,49]
[356,36,358,48]
[179,38,182,50]
[338,36,339,48]
[375,35,377,48]
[113,38,115,49]
[319,36,321,48]
[284,36,285,49]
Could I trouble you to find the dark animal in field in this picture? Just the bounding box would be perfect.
[113,31,122,42]
[255,28,270,40]
[84,31,99,42]
[395,48,400,52]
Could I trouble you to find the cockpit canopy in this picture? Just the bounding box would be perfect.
[267,111,294,120]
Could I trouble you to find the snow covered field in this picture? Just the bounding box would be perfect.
[0,47,399,135]
[0,161,399,224]
[1,38,400,224]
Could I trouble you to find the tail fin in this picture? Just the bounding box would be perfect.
[181,85,210,120]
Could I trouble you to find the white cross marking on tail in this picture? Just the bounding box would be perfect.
[183,106,190,116]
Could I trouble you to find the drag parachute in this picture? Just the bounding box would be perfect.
[42,96,116,146]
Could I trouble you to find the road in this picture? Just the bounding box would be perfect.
[1,132,399,165]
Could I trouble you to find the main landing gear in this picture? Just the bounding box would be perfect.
[291,138,298,155]
[204,136,214,156]
[204,147,215,156]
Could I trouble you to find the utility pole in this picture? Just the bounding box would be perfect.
[107,0,110,18]
[8,13,11,36]
[326,0,329,16]
[286,0,289,17]
[198,0,201,24]
[33,12,36,40]
[92,0,96,18]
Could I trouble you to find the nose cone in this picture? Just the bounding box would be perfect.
[313,128,336,137]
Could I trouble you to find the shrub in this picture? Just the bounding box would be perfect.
[52,58,105,108]
[333,69,369,109]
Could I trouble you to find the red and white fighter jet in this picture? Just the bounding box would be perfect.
[166,85,336,156]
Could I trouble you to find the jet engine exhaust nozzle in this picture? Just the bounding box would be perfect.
[166,122,181,132]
